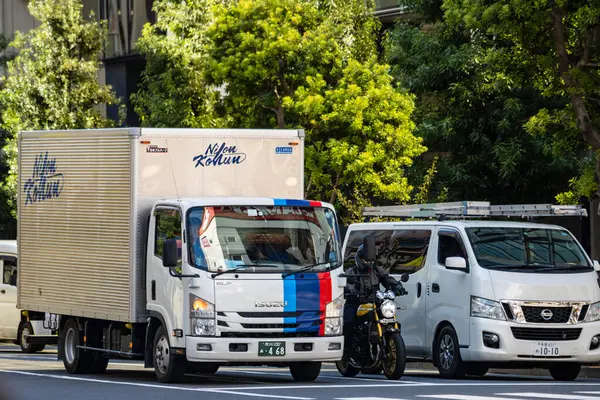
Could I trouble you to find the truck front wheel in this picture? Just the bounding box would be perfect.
[290,361,321,381]
[549,363,581,381]
[62,318,90,374]
[153,325,185,383]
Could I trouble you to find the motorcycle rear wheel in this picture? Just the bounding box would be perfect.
[382,333,406,380]
[335,357,360,377]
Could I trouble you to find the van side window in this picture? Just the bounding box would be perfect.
[343,229,431,275]
[438,235,467,266]
[1,255,17,286]
[154,208,182,270]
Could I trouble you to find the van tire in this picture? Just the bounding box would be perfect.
[549,363,581,381]
[290,361,321,381]
[18,321,45,353]
[62,318,91,374]
[153,325,185,383]
[434,325,466,379]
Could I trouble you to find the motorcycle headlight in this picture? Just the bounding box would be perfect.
[325,295,344,318]
[376,291,385,301]
[585,302,600,322]
[384,290,396,300]
[381,300,396,319]
[470,296,506,321]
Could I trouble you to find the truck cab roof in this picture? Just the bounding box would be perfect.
[155,197,335,210]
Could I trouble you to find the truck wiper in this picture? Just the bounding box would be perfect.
[211,264,278,278]
[282,262,332,278]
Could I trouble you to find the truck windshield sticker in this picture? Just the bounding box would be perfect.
[24,151,64,205]
[193,142,247,167]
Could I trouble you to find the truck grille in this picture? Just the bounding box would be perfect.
[521,306,572,323]
[511,327,581,341]
[240,323,299,329]
[221,332,320,338]
[237,312,307,318]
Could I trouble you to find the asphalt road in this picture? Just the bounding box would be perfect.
[2,344,600,400]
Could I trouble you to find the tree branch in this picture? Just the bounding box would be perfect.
[273,86,285,128]
[552,8,600,149]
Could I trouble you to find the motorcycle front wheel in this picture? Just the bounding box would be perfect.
[382,332,406,380]
[335,356,360,377]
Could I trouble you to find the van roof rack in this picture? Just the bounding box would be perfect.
[362,201,588,221]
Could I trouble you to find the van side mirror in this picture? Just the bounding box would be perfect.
[163,239,179,268]
[594,259,600,272]
[445,256,467,271]
[363,235,376,262]
[400,273,409,283]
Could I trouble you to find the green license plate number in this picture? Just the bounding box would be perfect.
[258,341,286,357]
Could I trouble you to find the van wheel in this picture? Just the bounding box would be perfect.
[153,325,185,383]
[549,364,581,381]
[18,321,45,353]
[290,362,321,381]
[62,318,91,374]
[435,325,466,379]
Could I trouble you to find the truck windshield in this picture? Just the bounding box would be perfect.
[465,227,592,272]
[187,205,341,273]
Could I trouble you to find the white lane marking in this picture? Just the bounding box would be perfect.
[577,393,600,395]
[223,369,423,384]
[336,397,406,400]
[418,396,523,400]
[207,389,313,399]
[500,393,600,399]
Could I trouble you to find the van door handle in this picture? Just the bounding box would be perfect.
[0,290,5,294]
[416,282,422,298]
[432,283,440,293]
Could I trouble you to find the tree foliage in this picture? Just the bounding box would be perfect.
[0,0,121,215]
[384,1,581,204]
[441,0,600,206]
[136,0,426,222]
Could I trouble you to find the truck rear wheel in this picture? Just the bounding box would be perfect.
[153,325,185,383]
[62,318,91,374]
[290,361,321,381]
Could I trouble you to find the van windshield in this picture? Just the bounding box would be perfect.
[187,205,341,273]
[465,227,592,272]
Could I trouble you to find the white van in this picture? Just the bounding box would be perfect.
[342,202,600,381]
[0,240,50,352]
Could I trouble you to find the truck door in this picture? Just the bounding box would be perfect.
[0,255,18,339]
[146,206,185,348]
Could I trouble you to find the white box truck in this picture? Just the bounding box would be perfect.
[17,128,345,383]
[344,201,600,381]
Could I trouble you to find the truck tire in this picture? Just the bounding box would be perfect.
[549,363,581,381]
[62,318,91,374]
[153,325,185,383]
[187,362,219,374]
[434,325,466,379]
[290,361,321,381]
[18,321,45,353]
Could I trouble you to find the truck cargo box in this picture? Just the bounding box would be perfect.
[17,128,305,322]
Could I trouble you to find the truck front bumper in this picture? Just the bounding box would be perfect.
[185,335,344,363]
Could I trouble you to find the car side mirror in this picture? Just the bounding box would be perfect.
[163,239,179,268]
[594,259,600,272]
[445,256,467,270]
[363,235,376,262]
[400,273,409,283]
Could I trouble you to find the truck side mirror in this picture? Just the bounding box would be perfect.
[163,239,179,268]
[445,256,467,271]
[594,259,600,272]
[363,235,376,262]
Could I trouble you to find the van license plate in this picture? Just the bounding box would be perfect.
[534,342,559,356]
[258,341,286,356]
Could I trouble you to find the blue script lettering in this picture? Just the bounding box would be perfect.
[24,152,65,205]
[193,142,247,167]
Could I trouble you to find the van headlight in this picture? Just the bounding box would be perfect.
[381,300,396,319]
[325,295,344,336]
[470,296,506,320]
[586,302,600,322]
[190,294,215,336]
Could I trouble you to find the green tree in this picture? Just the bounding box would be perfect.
[0,0,121,215]
[136,0,426,222]
[441,0,600,206]
[383,1,581,204]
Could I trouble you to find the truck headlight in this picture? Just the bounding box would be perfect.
[470,296,506,320]
[381,300,396,319]
[324,295,344,336]
[190,294,215,336]
[586,302,600,322]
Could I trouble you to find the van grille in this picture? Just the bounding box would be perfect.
[511,327,581,341]
[521,306,572,323]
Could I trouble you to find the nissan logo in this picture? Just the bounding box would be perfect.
[540,309,553,321]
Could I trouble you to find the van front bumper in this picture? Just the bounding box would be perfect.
[185,335,344,363]
[461,317,600,364]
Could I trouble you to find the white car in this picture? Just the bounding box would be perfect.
[0,240,49,352]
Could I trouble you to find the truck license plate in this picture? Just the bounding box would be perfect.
[534,341,559,357]
[258,341,286,356]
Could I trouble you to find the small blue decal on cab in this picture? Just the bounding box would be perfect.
[275,146,293,155]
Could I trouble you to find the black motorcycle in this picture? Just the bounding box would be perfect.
[336,237,409,380]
